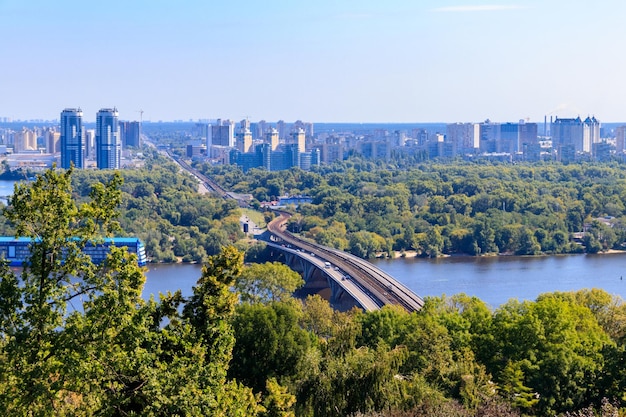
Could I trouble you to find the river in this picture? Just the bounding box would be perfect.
[142,252,626,308]
[2,180,625,308]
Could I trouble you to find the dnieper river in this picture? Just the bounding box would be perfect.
[2,180,624,308]
[144,253,626,308]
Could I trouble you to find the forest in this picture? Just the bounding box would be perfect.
[1,167,626,416]
[196,158,626,259]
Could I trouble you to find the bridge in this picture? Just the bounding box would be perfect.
[265,241,381,311]
[267,212,424,313]
[162,149,424,312]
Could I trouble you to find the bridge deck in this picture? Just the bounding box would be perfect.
[267,212,424,313]
[266,242,381,311]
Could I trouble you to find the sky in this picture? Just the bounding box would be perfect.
[1,0,626,123]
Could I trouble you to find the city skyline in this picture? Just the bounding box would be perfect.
[3,1,626,123]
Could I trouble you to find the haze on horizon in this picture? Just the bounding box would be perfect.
[1,0,625,124]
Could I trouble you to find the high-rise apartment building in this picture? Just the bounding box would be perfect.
[119,121,141,148]
[95,108,121,169]
[209,119,235,147]
[446,123,480,155]
[294,120,314,138]
[290,128,306,153]
[582,116,600,154]
[84,129,96,158]
[615,126,626,153]
[479,120,500,153]
[236,121,253,153]
[276,120,286,140]
[551,117,584,153]
[46,130,60,154]
[60,108,84,169]
[13,128,38,153]
[266,128,279,151]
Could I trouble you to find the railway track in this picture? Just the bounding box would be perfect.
[166,151,230,197]
[268,212,424,313]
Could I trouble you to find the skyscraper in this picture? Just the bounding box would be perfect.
[96,108,121,169]
[60,108,84,169]
[551,117,584,152]
[267,128,279,151]
[209,119,235,147]
[236,122,253,153]
[120,121,141,148]
[290,128,306,153]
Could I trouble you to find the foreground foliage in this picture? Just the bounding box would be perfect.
[0,168,258,416]
[2,167,626,417]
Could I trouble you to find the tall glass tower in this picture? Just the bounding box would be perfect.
[96,108,121,169]
[60,108,84,169]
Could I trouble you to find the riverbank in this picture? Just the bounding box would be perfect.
[381,248,626,260]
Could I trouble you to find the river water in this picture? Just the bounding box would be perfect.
[2,180,625,308]
[142,252,626,309]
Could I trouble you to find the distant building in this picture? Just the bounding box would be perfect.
[96,108,121,169]
[582,116,600,153]
[13,128,37,153]
[186,143,207,158]
[359,139,391,161]
[615,126,626,153]
[276,120,287,140]
[551,116,600,154]
[479,120,500,153]
[290,128,306,153]
[60,108,84,169]
[230,142,319,172]
[193,122,210,141]
[519,122,538,148]
[558,143,577,163]
[522,143,542,162]
[253,120,268,139]
[313,143,344,164]
[84,129,95,159]
[497,121,538,154]
[446,123,479,155]
[593,141,612,162]
[266,128,279,151]
[236,119,253,153]
[209,119,235,147]
[293,120,314,138]
[120,121,141,148]
[46,130,60,154]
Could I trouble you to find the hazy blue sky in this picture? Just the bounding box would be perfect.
[1,0,625,123]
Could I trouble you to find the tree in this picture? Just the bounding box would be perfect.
[0,168,261,415]
[349,231,386,259]
[230,301,311,393]
[488,296,611,414]
[235,262,304,304]
[0,168,124,414]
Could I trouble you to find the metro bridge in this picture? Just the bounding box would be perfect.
[266,212,424,313]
